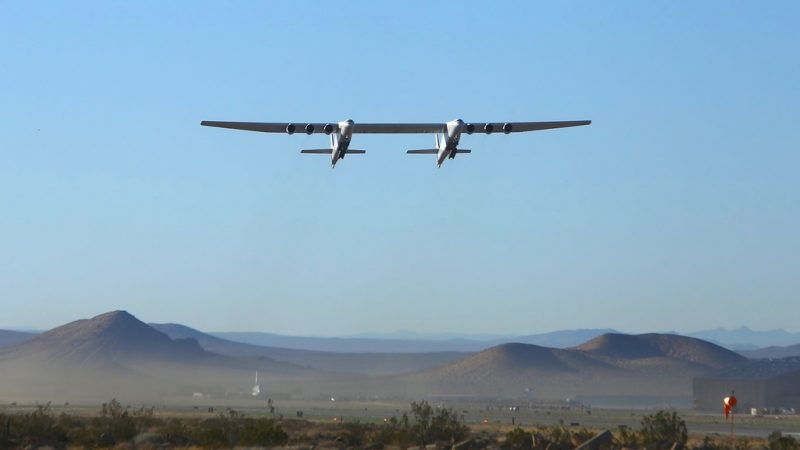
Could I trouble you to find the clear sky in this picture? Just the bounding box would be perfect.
[1,1,798,335]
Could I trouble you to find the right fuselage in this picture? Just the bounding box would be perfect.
[437,119,465,167]
[331,119,354,167]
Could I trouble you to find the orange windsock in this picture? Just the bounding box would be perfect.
[723,395,737,418]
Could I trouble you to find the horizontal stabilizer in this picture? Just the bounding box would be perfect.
[300,149,333,154]
[345,149,366,154]
[406,149,438,154]
[454,149,471,153]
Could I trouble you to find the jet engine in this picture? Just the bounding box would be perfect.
[305,124,315,134]
[465,123,475,134]
[286,123,296,134]
[323,124,334,135]
[484,123,494,134]
[503,123,512,134]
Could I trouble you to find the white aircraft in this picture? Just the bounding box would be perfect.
[200,118,590,168]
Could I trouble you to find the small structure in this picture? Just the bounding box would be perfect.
[252,371,262,397]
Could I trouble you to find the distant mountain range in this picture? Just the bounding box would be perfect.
[738,344,800,359]
[4,324,800,355]
[151,323,466,376]
[0,310,757,404]
[0,329,35,347]
[685,327,800,350]
[210,328,619,353]
[210,327,800,354]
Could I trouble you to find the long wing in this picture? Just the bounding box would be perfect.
[201,121,296,133]
[199,121,447,134]
[200,121,346,134]
[352,123,445,134]
[352,121,591,134]
[200,120,591,134]
[488,120,591,132]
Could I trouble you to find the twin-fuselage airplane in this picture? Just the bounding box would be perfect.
[200,118,590,168]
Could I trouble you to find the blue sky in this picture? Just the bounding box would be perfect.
[1,1,798,335]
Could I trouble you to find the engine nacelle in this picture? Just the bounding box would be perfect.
[503,123,512,134]
[286,123,296,135]
[323,123,334,135]
[465,123,475,134]
[484,123,494,134]
[305,124,315,134]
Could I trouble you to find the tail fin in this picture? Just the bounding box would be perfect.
[454,149,471,153]
[345,149,366,154]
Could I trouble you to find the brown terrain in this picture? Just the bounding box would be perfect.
[0,311,749,404]
[405,333,747,399]
[0,311,323,402]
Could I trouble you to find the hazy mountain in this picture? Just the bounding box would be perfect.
[212,328,617,353]
[0,329,36,347]
[0,311,215,366]
[687,327,800,350]
[346,331,512,341]
[5,321,799,353]
[0,312,757,404]
[575,333,747,370]
[0,311,323,402]
[211,331,491,353]
[152,322,467,375]
[408,333,746,399]
[512,329,618,348]
[739,344,800,359]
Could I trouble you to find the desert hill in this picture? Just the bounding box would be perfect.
[0,311,211,366]
[406,342,621,399]
[435,343,615,374]
[408,333,746,399]
[0,311,324,402]
[151,322,466,376]
[575,333,746,369]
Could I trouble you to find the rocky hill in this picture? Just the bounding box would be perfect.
[0,311,322,402]
[0,311,213,366]
[408,333,747,399]
[575,333,746,369]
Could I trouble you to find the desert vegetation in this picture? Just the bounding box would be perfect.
[0,400,288,449]
[0,401,797,449]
